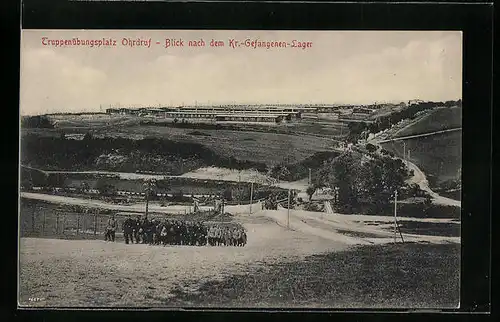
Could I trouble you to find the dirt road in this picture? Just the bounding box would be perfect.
[377,128,462,144]
[273,207,459,245]
[20,191,264,215]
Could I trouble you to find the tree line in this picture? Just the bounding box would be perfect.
[20,115,54,128]
[21,134,268,174]
[308,150,415,213]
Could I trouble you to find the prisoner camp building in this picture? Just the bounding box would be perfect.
[106,106,319,123]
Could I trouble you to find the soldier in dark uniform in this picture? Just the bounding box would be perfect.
[147,219,155,245]
[174,221,181,245]
[133,216,141,244]
[184,222,191,246]
[122,217,134,244]
[241,229,247,246]
[154,221,162,245]
[166,220,174,245]
[180,222,187,245]
[149,219,157,245]
[139,217,149,244]
[198,222,207,246]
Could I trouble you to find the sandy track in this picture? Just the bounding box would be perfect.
[271,208,460,245]
[20,192,263,215]
[19,212,346,307]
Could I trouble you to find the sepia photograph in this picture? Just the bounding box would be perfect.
[18,30,462,309]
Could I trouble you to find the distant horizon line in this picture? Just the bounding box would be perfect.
[21,98,462,116]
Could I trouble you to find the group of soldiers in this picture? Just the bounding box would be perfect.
[108,215,247,247]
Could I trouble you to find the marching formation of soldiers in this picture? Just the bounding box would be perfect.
[119,216,247,247]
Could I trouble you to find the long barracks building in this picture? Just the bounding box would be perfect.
[106,106,319,123]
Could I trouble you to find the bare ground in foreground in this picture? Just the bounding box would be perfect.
[19,210,460,308]
[19,213,346,307]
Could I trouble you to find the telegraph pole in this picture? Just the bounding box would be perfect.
[249,181,254,214]
[145,188,149,219]
[403,142,406,165]
[394,190,398,243]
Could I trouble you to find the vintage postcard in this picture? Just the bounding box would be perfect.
[18,30,462,309]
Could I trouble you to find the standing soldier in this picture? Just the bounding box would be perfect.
[214,199,220,214]
[207,225,214,246]
[216,225,222,246]
[122,217,134,244]
[147,219,156,245]
[232,227,241,247]
[139,217,148,244]
[167,220,174,245]
[133,216,141,244]
[106,214,117,242]
[198,222,207,246]
[241,228,247,246]
[224,227,231,246]
[160,224,168,245]
[193,199,200,213]
[174,221,181,245]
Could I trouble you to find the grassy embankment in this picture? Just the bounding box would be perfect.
[167,242,460,308]
[381,107,462,200]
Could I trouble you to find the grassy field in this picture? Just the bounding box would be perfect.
[167,242,460,308]
[397,221,460,237]
[395,106,462,137]
[97,125,335,165]
[381,130,461,188]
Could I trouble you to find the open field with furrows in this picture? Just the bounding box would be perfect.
[92,126,335,165]
[394,106,462,137]
[381,131,461,189]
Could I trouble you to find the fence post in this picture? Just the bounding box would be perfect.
[56,212,59,234]
[94,212,97,236]
[77,213,80,235]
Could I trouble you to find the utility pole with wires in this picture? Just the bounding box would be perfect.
[143,178,156,220]
[393,190,405,243]
[287,189,291,229]
[403,141,406,165]
[394,190,398,243]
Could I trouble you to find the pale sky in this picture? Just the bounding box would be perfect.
[20,30,462,115]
